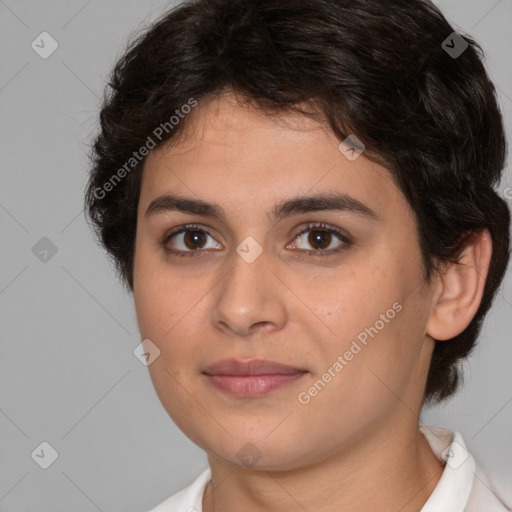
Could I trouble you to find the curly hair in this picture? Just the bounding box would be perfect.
[84,0,510,404]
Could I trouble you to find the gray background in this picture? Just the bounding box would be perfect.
[0,1,510,511]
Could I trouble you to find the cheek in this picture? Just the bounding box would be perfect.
[301,262,402,348]
[133,239,186,337]
[133,249,212,378]
[329,292,429,414]
[297,260,425,395]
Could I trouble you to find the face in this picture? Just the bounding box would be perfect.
[133,92,437,470]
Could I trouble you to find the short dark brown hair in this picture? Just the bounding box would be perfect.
[84,0,510,404]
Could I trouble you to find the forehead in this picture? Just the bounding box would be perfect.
[140,92,403,220]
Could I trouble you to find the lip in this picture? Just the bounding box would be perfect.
[202,358,308,397]
[203,358,306,376]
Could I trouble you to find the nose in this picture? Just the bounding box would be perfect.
[211,247,287,337]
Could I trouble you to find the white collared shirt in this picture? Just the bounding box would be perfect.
[148,425,511,512]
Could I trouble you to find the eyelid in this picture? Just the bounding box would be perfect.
[291,222,352,245]
[161,223,222,256]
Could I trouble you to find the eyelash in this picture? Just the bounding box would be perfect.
[160,222,352,259]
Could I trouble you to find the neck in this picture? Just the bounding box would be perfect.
[202,419,444,512]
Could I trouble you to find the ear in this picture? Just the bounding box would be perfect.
[426,230,493,341]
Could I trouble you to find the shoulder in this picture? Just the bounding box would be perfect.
[419,424,511,512]
[147,468,211,512]
[465,465,511,512]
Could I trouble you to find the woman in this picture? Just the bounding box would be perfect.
[85,0,511,510]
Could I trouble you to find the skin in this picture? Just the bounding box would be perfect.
[133,91,492,512]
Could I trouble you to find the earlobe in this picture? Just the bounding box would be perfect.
[426,230,493,341]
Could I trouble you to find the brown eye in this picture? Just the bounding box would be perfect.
[163,225,222,256]
[293,224,349,254]
[307,230,332,250]
[183,230,208,250]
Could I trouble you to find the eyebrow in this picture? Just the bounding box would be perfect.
[144,191,379,223]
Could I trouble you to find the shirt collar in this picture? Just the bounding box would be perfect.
[419,424,475,512]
